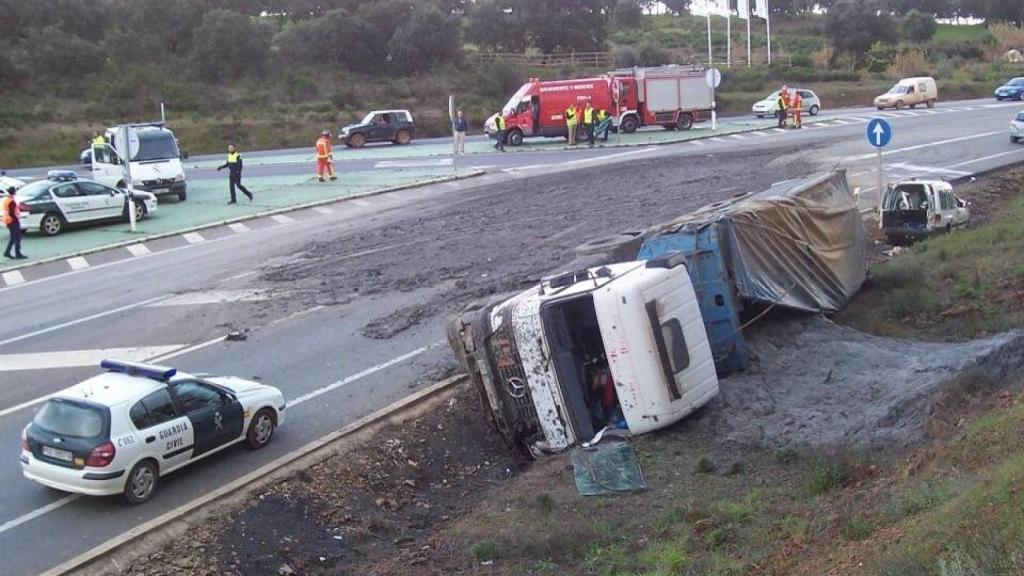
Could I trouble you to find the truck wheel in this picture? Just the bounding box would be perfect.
[508,129,524,147]
[393,130,411,145]
[662,123,677,131]
[620,115,638,134]
[40,213,65,236]
[348,133,366,148]
[177,189,187,202]
[574,231,648,264]
[809,105,820,116]
[676,113,694,131]
[910,102,917,109]
[926,99,936,108]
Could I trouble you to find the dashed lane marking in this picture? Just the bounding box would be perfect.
[271,214,295,224]
[228,222,250,233]
[0,495,81,536]
[728,134,748,140]
[374,158,454,168]
[313,206,335,215]
[751,130,770,136]
[0,345,184,372]
[148,289,269,307]
[126,244,150,257]
[2,270,25,286]
[66,256,89,271]
[772,128,787,133]
[182,232,205,244]
[351,199,374,207]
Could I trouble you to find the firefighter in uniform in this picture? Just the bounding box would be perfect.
[3,187,25,260]
[216,144,253,204]
[565,105,578,146]
[791,90,803,129]
[315,129,337,182]
[494,113,507,151]
[583,102,596,147]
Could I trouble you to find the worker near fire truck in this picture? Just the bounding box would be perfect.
[494,112,507,152]
[217,144,253,204]
[3,187,25,260]
[596,109,612,142]
[583,102,596,147]
[315,129,337,182]
[565,105,578,146]
[791,90,803,129]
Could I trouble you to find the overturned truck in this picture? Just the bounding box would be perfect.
[448,171,867,456]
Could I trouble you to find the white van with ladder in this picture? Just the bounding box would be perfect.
[448,256,719,456]
[92,123,187,201]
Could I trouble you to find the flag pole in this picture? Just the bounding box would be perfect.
[707,12,713,66]
[746,5,751,68]
[766,0,772,65]
[727,11,731,68]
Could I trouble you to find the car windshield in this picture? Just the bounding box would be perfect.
[15,180,52,201]
[887,85,910,94]
[1008,78,1024,86]
[1016,112,1024,122]
[34,399,105,438]
[359,112,378,125]
[763,91,780,100]
[131,131,179,162]
[502,83,532,115]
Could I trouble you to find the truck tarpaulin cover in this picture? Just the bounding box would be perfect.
[658,170,866,313]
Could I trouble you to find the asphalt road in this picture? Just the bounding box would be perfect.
[1,97,1024,576]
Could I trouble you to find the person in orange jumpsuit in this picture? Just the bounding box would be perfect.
[791,90,803,128]
[315,129,337,182]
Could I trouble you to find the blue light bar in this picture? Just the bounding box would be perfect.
[100,359,177,381]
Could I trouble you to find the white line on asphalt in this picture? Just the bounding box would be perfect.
[689,140,706,145]
[846,130,1005,161]
[0,346,184,372]
[228,222,250,233]
[218,270,258,284]
[66,256,89,271]
[562,147,658,167]
[888,162,972,176]
[271,214,295,224]
[126,244,151,257]
[832,120,852,125]
[2,270,25,286]
[751,130,770,136]
[290,340,446,407]
[0,295,168,348]
[182,232,205,244]
[351,199,373,207]
[877,113,898,118]
[728,134,747,140]
[148,289,268,307]
[374,158,454,168]
[708,137,725,142]
[903,111,921,116]
[313,206,334,215]
[772,128,787,133]
[948,148,1024,168]
[0,495,81,536]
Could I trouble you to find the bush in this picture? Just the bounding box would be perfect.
[388,5,462,74]
[612,0,644,30]
[803,457,849,495]
[637,41,670,66]
[190,10,270,82]
[274,9,387,74]
[902,9,937,43]
[612,45,640,68]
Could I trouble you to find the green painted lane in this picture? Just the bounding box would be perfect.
[1,169,458,270]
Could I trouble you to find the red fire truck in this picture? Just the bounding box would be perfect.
[485,65,714,146]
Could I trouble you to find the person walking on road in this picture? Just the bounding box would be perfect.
[565,105,578,146]
[3,187,26,260]
[493,113,507,151]
[453,110,468,155]
[583,102,596,147]
[791,90,803,129]
[315,129,337,182]
[596,109,612,142]
[217,144,253,204]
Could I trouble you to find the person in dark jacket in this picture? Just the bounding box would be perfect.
[217,144,253,204]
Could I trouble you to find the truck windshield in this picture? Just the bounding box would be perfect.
[132,131,180,162]
[502,84,531,115]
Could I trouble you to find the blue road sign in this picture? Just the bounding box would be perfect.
[866,118,892,148]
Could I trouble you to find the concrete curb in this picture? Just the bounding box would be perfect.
[0,171,486,276]
[43,374,469,576]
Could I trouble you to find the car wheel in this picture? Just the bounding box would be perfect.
[348,133,366,148]
[124,460,159,505]
[246,409,276,449]
[40,213,64,236]
[896,100,905,110]
[133,200,146,222]
[620,115,638,134]
[508,129,524,146]
[926,99,935,108]
[177,190,187,202]
[910,102,917,108]
[809,105,820,116]
[1012,136,1019,144]
[393,129,411,145]
[676,113,694,131]
[877,106,885,110]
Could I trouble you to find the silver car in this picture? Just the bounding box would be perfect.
[1011,110,1024,144]
[752,89,821,118]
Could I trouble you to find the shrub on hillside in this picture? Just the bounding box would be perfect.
[612,45,640,68]
[388,5,462,74]
[21,26,104,78]
[826,0,898,59]
[902,9,937,44]
[637,41,670,66]
[612,0,644,30]
[191,10,270,82]
[274,9,387,74]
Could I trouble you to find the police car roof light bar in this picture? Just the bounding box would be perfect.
[100,359,177,382]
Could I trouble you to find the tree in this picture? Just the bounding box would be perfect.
[388,4,462,73]
[520,0,609,53]
[274,8,387,73]
[612,0,644,29]
[825,0,899,59]
[191,10,270,81]
[21,26,105,78]
[902,9,937,42]
[109,0,208,59]
[661,0,691,14]
[466,1,529,53]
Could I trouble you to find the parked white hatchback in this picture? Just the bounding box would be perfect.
[752,89,821,118]
[20,360,286,504]
[1011,110,1024,144]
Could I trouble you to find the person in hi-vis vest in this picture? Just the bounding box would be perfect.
[315,129,337,182]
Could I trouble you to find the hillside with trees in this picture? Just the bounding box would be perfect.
[0,0,1021,165]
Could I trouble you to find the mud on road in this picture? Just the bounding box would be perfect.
[262,150,808,340]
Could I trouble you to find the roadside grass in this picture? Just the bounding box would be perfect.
[933,24,992,43]
[835,179,1024,341]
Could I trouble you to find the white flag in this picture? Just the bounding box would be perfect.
[737,0,751,19]
[689,0,710,16]
[708,0,731,16]
[753,0,770,19]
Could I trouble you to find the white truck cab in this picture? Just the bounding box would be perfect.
[881,179,969,243]
[449,256,718,456]
[92,124,187,201]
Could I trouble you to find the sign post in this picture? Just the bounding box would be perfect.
[866,118,892,215]
[116,125,139,232]
[706,67,722,131]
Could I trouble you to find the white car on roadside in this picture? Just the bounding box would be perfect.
[20,360,286,504]
[752,89,821,118]
[14,172,157,236]
[880,179,969,244]
[1011,110,1024,144]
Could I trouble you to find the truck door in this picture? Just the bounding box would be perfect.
[92,145,124,187]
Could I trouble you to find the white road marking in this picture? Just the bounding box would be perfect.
[228,222,250,233]
[772,128,787,133]
[351,199,374,207]
[0,345,184,372]
[182,232,205,244]
[66,257,89,271]
[948,148,1024,168]
[846,130,1005,161]
[0,495,81,536]
[562,147,658,167]
[126,244,150,257]
[148,289,268,307]
[831,120,852,125]
[2,270,25,286]
[0,295,168,348]
[708,137,725,142]
[313,206,334,215]
[290,340,446,407]
[888,162,972,177]
[689,140,706,145]
[728,134,748,140]
[902,111,921,116]
[270,214,295,224]
[374,158,453,168]
[751,130,770,136]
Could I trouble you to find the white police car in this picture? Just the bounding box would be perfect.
[15,171,157,236]
[20,360,286,504]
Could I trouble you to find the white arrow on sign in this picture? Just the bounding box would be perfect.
[872,122,886,147]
